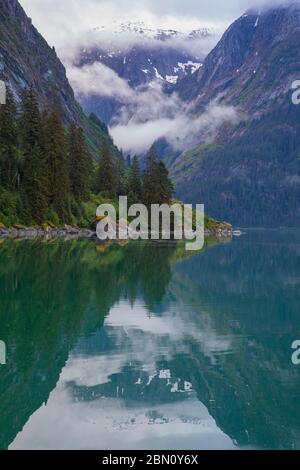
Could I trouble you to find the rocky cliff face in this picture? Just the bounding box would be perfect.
[177,3,300,114]
[171,3,300,227]
[0,0,118,158]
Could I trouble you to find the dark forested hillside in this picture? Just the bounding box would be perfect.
[172,3,300,227]
[0,87,174,227]
[174,104,300,227]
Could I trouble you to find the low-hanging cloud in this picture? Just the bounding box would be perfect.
[111,101,238,155]
[67,61,238,154]
[67,63,134,101]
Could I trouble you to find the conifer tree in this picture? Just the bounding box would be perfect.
[142,146,161,206]
[142,147,174,206]
[116,153,126,196]
[21,88,48,223]
[126,154,131,168]
[43,106,70,222]
[128,155,142,204]
[96,146,116,197]
[157,161,174,205]
[0,88,18,189]
[69,124,92,203]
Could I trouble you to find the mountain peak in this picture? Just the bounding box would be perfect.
[90,21,213,44]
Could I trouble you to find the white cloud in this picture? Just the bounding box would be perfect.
[110,101,238,155]
[67,63,133,101]
[111,119,178,155]
[66,28,218,64]
[67,60,238,154]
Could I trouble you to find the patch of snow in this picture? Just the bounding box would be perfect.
[175,61,202,74]
[91,21,212,43]
[153,67,164,80]
[146,374,156,386]
[159,370,171,380]
[184,381,193,392]
[165,75,178,84]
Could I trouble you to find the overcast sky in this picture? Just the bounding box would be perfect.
[19,0,281,52]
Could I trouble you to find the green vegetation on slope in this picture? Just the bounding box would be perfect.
[174,102,300,227]
[0,90,174,228]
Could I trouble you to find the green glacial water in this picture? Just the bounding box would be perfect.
[0,230,300,450]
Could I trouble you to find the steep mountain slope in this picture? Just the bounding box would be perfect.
[0,0,118,158]
[177,4,300,114]
[171,3,300,227]
[72,22,213,124]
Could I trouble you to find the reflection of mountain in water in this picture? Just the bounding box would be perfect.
[1,232,300,449]
[0,239,181,449]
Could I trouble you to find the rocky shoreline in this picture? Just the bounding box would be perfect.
[0,224,95,240]
[0,223,233,241]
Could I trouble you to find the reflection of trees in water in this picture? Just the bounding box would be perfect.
[0,239,176,449]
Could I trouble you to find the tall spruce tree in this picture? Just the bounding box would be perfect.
[128,155,142,204]
[69,124,92,203]
[157,161,174,205]
[43,106,70,222]
[142,147,174,206]
[21,88,48,223]
[96,146,116,197]
[142,146,161,206]
[0,88,18,189]
[116,154,126,196]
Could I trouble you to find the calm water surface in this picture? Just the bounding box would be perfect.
[0,230,300,450]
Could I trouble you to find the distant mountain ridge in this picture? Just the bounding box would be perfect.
[91,21,211,41]
[72,22,214,124]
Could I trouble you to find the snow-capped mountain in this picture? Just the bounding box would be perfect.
[71,22,214,124]
[92,21,211,41]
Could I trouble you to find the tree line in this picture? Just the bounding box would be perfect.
[0,88,173,226]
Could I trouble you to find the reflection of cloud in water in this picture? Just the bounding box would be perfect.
[63,300,234,388]
[106,300,234,355]
[10,300,237,449]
